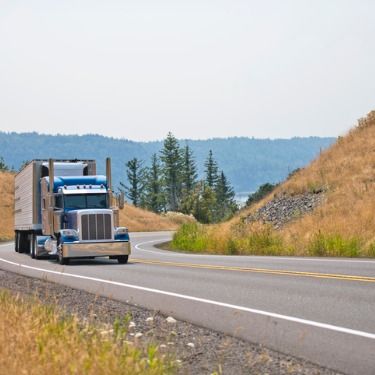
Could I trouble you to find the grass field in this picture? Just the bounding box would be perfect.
[172,111,375,258]
[0,290,174,375]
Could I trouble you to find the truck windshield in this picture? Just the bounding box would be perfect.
[63,194,108,210]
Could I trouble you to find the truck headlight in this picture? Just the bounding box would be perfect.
[60,229,79,242]
[115,227,128,235]
[114,227,129,240]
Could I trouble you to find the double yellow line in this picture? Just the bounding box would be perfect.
[131,258,375,283]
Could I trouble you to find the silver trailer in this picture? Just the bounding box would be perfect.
[14,158,130,264]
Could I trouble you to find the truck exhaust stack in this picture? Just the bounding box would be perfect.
[106,157,112,192]
[48,158,54,235]
[48,158,54,193]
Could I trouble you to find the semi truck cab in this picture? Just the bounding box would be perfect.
[14,158,130,265]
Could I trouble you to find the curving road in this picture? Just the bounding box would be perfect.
[1,231,375,375]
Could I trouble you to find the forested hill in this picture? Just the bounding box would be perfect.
[0,132,334,192]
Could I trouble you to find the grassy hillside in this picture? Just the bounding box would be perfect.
[173,111,375,258]
[0,171,14,241]
[0,172,192,242]
[119,204,194,232]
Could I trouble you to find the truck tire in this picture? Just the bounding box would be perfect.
[30,234,38,259]
[15,232,19,252]
[57,246,69,265]
[18,232,27,254]
[117,255,128,264]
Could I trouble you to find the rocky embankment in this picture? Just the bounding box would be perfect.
[247,192,324,229]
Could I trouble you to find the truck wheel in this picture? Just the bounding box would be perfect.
[57,247,69,265]
[30,234,35,258]
[30,235,39,259]
[18,232,27,254]
[15,232,19,252]
[117,255,128,264]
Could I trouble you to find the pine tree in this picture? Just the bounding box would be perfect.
[143,154,165,213]
[121,158,146,207]
[204,150,218,188]
[160,132,183,211]
[215,171,235,203]
[180,144,198,214]
[0,157,9,171]
[191,181,216,224]
[214,170,237,221]
[181,144,197,193]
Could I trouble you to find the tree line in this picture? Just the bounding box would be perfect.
[120,132,238,223]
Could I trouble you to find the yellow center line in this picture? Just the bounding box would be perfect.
[130,258,375,283]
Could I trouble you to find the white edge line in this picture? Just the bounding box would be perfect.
[0,253,374,341]
[134,239,375,264]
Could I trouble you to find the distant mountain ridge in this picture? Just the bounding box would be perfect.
[0,132,335,192]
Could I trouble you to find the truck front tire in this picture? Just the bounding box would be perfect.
[57,246,69,265]
[117,255,128,264]
[30,235,38,259]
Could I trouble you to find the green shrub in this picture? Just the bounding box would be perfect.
[308,232,361,257]
[244,226,284,256]
[172,222,209,252]
[246,183,277,206]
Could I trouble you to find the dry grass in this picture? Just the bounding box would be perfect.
[173,111,375,257]
[279,111,375,254]
[119,204,194,232]
[0,290,173,375]
[0,171,14,241]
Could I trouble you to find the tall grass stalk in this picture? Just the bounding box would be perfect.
[0,290,174,375]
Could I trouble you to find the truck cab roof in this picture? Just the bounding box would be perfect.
[43,175,108,193]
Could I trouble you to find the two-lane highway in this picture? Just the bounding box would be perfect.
[1,231,375,375]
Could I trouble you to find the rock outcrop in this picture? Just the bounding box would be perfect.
[246,192,324,229]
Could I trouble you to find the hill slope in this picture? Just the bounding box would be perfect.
[173,111,375,257]
[0,172,14,241]
[0,132,334,192]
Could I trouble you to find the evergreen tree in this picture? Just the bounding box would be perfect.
[121,158,146,207]
[181,144,197,193]
[192,182,216,224]
[143,154,165,213]
[246,183,277,206]
[160,132,183,211]
[0,157,9,171]
[180,144,198,214]
[204,150,218,188]
[214,171,237,221]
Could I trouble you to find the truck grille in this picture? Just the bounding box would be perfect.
[81,213,112,241]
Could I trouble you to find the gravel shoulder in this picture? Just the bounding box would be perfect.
[0,267,341,375]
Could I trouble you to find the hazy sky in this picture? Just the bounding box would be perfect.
[1,0,374,141]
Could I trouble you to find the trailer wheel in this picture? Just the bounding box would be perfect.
[117,255,128,264]
[15,232,19,252]
[18,232,27,254]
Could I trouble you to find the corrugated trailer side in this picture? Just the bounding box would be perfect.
[14,161,43,254]
[14,161,41,230]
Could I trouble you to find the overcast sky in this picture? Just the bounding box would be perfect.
[0,0,374,141]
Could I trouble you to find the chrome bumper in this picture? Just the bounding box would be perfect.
[62,241,131,258]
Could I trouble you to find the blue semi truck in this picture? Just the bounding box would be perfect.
[14,158,130,265]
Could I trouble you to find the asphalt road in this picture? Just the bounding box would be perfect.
[1,231,375,375]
